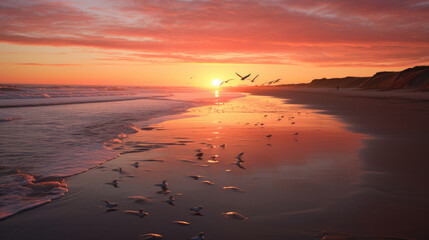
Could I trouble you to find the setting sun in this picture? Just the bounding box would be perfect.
[212,79,222,87]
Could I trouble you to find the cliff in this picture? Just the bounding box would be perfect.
[306,66,429,91]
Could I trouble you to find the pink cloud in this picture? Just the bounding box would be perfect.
[0,0,428,66]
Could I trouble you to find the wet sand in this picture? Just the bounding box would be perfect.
[1,89,428,240]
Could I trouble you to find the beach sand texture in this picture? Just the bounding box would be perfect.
[1,90,428,240]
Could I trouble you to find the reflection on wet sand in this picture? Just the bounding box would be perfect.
[1,93,398,240]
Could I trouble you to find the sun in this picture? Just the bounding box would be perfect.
[212,79,222,87]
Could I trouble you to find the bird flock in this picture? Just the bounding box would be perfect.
[215,72,281,87]
[101,104,303,239]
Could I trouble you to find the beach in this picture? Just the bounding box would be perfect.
[1,87,428,240]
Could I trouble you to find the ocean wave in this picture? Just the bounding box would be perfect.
[0,169,68,220]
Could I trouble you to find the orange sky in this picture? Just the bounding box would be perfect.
[0,0,428,87]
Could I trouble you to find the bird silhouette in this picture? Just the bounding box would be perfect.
[236,72,251,80]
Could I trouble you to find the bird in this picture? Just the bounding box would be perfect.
[106,179,119,188]
[250,74,259,82]
[155,180,168,191]
[222,211,248,220]
[236,152,244,160]
[236,72,251,80]
[220,79,234,86]
[166,196,175,206]
[140,233,163,240]
[125,208,148,217]
[190,206,203,215]
[264,114,268,117]
[234,160,245,169]
[133,162,139,168]
[266,134,272,138]
[190,232,206,240]
[219,144,227,148]
[196,152,203,158]
[103,200,118,208]
[293,132,299,135]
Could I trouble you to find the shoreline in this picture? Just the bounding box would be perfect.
[1,88,428,239]
[0,90,237,221]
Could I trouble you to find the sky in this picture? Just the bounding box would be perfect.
[0,0,428,87]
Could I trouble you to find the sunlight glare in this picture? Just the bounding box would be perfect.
[212,79,222,87]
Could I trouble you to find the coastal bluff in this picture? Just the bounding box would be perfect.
[306,66,429,91]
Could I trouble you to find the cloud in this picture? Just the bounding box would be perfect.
[0,0,428,66]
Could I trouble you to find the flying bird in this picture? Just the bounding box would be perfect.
[250,74,259,82]
[220,79,234,86]
[236,72,251,80]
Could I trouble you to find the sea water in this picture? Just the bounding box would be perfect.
[0,84,239,219]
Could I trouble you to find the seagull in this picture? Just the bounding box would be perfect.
[266,134,272,138]
[236,152,244,160]
[236,72,251,80]
[219,144,227,148]
[106,179,119,188]
[166,196,175,206]
[103,200,118,208]
[264,115,268,117]
[125,208,148,217]
[293,132,299,135]
[140,233,163,240]
[250,74,259,82]
[220,79,234,86]
[133,162,139,168]
[234,160,245,169]
[155,180,168,191]
[196,152,203,158]
[291,122,295,125]
[190,206,203,215]
[222,211,248,220]
[190,232,206,240]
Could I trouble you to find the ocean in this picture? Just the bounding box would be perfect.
[0,84,239,220]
